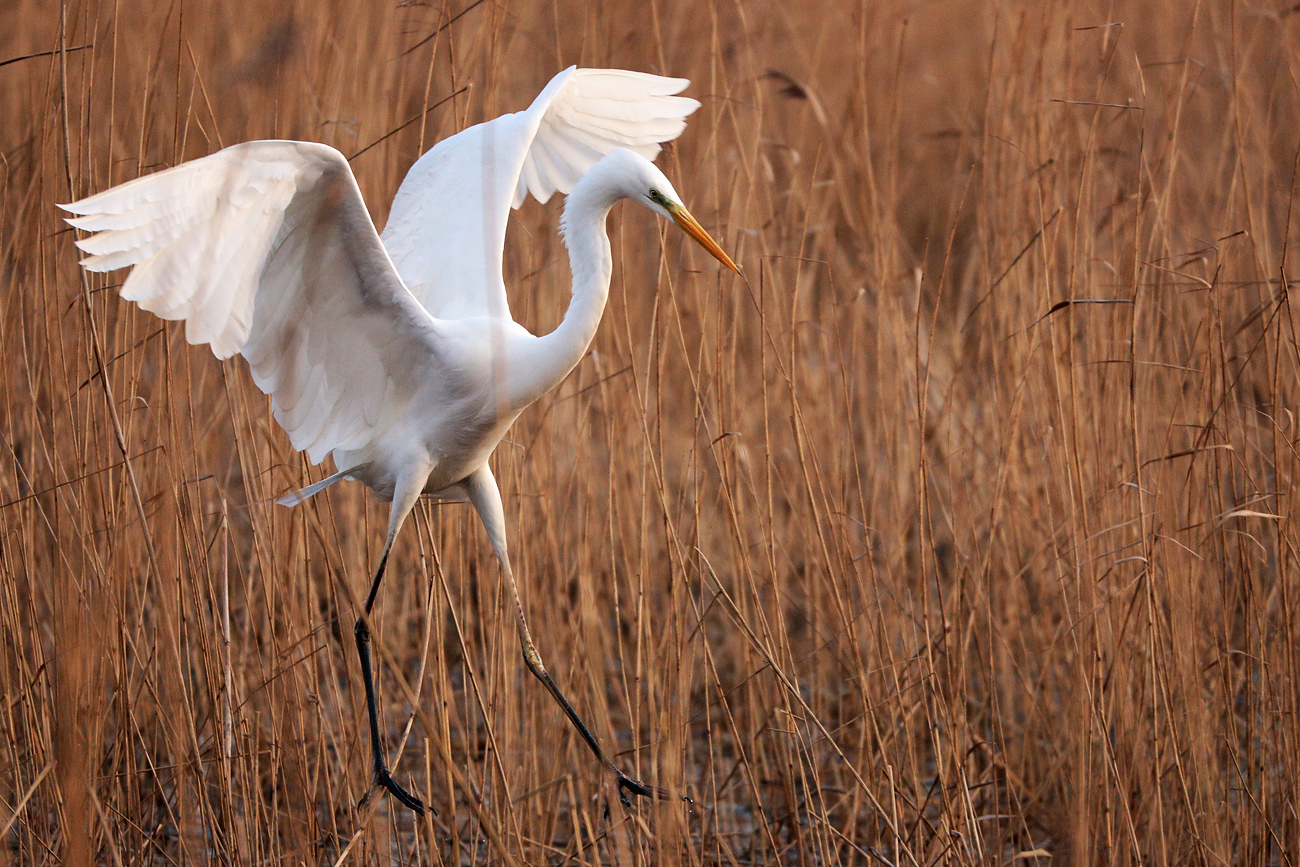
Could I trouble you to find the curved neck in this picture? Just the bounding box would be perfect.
[507,175,620,411]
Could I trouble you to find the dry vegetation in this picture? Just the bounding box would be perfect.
[3,0,1300,863]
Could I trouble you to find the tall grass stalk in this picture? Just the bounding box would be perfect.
[2,1,1298,863]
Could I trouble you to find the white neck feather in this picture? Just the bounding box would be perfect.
[506,164,624,412]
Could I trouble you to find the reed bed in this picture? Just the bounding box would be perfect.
[2,0,1299,863]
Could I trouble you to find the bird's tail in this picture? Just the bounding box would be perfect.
[277,468,352,507]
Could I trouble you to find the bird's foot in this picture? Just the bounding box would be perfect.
[614,769,691,807]
[376,765,429,816]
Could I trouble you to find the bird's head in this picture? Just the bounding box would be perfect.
[598,148,742,277]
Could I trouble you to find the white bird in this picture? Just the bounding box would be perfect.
[61,67,740,815]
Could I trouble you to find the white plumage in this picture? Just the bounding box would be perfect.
[61,67,737,816]
[382,67,698,321]
[64,141,435,464]
[64,68,700,468]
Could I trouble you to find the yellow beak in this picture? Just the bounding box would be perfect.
[669,204,742,276]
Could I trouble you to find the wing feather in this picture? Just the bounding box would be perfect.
[62,140,442,465]
[381,67,700,322]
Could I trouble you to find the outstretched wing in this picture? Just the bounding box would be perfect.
[62,140,443,465]
[380,67,700,322]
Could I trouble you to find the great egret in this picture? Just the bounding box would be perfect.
[61,67,740,816]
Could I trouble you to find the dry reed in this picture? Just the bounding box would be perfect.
[2,0,1299,864]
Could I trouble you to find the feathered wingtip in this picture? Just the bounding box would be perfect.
[513,67,702,208]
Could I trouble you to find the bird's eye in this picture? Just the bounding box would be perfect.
[649,189,662,203]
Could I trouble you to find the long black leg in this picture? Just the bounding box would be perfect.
[354,546,427,815]
[516,620,670,806]
[467,467,679,807]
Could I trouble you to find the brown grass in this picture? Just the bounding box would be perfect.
[3,0,1300,863]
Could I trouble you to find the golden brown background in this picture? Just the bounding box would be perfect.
[2,0,1298,863]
